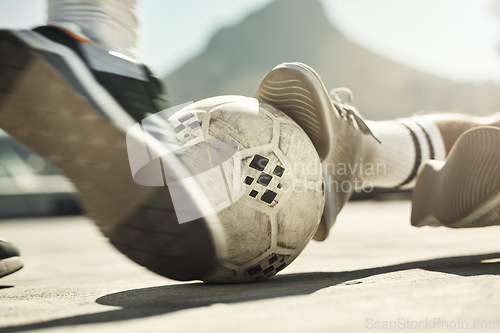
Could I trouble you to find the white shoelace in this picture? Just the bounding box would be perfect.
[329,88,381,143]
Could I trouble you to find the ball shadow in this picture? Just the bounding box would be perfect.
[2,252,499,332]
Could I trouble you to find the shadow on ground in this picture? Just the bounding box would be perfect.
[2,252,500,332]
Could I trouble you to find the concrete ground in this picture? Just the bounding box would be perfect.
[1,200,500,333]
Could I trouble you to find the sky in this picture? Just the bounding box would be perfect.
[0,0,499,83]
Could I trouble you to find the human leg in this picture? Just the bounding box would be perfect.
[255,62,500,240]
[0,1,219,281]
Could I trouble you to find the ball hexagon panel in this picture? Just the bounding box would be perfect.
[208,104,274,149]
[276,182,322,250]
[217,203,272,266]
[278,122,321,182]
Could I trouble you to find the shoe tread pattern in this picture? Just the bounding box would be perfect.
[0,32,216,280]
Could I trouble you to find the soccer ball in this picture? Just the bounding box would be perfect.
[170,95,325,283]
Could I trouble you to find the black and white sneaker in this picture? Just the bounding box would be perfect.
[0,239,23,278]
[0,26,220,281]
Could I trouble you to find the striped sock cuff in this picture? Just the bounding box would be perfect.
[363,117,446,189]
[400,117,446,162]
[397,117,446,188]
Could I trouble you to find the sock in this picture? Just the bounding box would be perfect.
[47,0,140,60]
[361,117,446,189]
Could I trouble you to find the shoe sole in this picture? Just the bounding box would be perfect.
[412,127,500,228]
[254,62,334,161]
[0,30,218,281]
[0,256,23,278]
[255,62,347,241]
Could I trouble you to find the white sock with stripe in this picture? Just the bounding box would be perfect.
[47,0,140,60]
[361,117,446,189]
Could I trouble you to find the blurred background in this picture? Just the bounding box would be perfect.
[1,0,500,217]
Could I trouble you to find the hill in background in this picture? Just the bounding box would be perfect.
[165,0,500,120]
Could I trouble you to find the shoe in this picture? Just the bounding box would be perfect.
[0,239,23,278]
[412,126,500,228]
[255,62,379,240]
[0,26,219,281]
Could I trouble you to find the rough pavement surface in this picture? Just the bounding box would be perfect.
[1,200,500,332]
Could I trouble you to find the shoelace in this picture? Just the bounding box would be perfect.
[329,88,381,143]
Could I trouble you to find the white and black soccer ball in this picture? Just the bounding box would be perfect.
[169,95,325,283]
